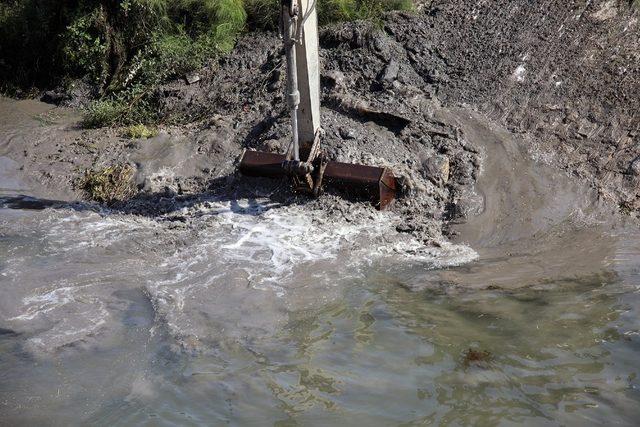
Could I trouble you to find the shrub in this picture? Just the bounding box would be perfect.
[82,99,125,128]
[81,164,137,204]
[124,124,158,139]
[245,0,414,29]
[0,1,71,93]
[1,0,413,124]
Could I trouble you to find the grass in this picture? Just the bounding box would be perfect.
[1,0,414,127]
[81,164,138,205]
[82,100,129,129]
[125,124,159,139]
[245,0,414,29]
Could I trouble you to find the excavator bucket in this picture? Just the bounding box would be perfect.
[239,151,397,210]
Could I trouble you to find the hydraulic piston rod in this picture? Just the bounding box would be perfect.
[281,0,321,163]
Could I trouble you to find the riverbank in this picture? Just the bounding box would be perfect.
[2,1,638,240]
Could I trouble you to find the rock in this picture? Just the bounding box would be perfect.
[577,119,597,138]
[267,69,282,92]
[379,60,400,83]
[395,175,415,197]
[185,73,201,85]
[630,157,640,176]
[263,139,282,152]
[322,70,346,89]
[338,127,357,140]
[396,222,416,233]
[41,90,68,105]
[422,154,450,185]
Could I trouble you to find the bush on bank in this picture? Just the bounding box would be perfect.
[0,0,413,127]
[245,0,413,29]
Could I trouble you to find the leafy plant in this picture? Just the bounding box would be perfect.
[245,0,414,29]
[1,0,413,124]
[125,124,158,139]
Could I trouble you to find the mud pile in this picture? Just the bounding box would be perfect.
[386,0,640,213]
[152,21,483,241]
[3,19,484,243]
[4,0,638,239]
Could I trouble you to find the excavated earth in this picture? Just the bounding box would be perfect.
[401,0,640,213]
[2,0,638,241]
[2,21,484,244]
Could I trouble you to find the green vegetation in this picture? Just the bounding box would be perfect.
[245,0,413,29]
[124,124,158,138]
[1,0,413,127]
[81,163,137,204]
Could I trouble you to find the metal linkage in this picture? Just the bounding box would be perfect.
[280,0,322,193]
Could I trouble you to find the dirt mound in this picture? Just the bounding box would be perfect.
[154,21,482,241]
[385,0,640,214]
[4,0,638,244]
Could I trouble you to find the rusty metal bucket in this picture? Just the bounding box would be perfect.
[239,150,397,210]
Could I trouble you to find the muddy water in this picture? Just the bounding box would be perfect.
[1,107,640,426]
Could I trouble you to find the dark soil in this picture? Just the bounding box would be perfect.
[387,0,640,213]
[3,0,638,243]
[149,0,640,220]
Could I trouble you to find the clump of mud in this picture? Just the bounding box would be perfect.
[80,164,137,205]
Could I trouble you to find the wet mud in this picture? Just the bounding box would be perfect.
[388,0,640,214]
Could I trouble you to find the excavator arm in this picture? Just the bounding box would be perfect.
[239,0,397,210]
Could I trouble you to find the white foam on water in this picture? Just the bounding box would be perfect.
[7,280,111,353]
[9,284,78,321]
[149,198,478,295]
[3,198,478,352]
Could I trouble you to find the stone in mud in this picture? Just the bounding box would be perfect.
[339,127,357,140]
[422,154,450,185]
[396,222,416,233]
[40,90,69,105]
[379,60,400,83]
[185,73,201,85]
[453,188,484,219]
[262,139,282,152]
[322,70,346,90]
[630,157,640,176]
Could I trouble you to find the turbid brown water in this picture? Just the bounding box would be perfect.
[1,96,640,425]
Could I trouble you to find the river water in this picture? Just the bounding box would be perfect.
[1,105,640,425]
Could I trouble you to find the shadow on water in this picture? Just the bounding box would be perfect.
[0,175,295,218]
